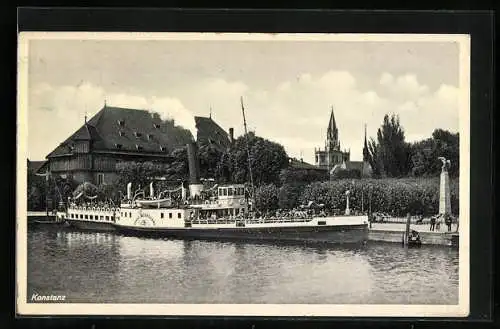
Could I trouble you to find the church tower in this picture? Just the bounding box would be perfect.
[315,106,350,171]
[326,107,339,151]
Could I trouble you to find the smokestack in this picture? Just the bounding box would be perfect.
[181,181,187,200]
[229,127,234,144]
[149,182,154,198]
[186,142,204,197]
[127,182,132,200]
[186,142,201,184]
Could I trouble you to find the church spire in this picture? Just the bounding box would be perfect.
[327,106,337,137]
[326,106,338,150]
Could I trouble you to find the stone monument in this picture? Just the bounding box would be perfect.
[345,190,351,215]
[438,157,452,215]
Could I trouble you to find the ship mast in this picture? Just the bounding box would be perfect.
[240,96,256,206]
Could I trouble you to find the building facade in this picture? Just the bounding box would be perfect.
[194,115,233,151]
[314,108,350,171]
[330,124,373,178]
[45,105,194,185]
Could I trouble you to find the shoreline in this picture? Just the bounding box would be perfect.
[368,223,459,247]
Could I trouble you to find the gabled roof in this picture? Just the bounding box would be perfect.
[47,106,195,158]
[27,159,48,174]
[289,158,327,171]
[194,116,231,149]
[345,161,364,172]
[330,160,364,174]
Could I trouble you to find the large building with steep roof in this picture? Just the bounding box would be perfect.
[194,115,233,151]
[45,105,194,185]
[314,107,351,171]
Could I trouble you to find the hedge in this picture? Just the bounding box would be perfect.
[298,177,459,217]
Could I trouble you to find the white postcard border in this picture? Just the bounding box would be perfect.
[16,32,471,317]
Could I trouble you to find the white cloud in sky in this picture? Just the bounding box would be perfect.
[28,71,459,165]
[28,83,196,160]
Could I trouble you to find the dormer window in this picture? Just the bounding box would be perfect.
[136,144,143,151]
[147,134,153,140]
[115,143,123,149]
[153,123,160,129]
[160,146,166,152]
[119,131,125,136]
[117,120,125,126]
[134,132,142,138]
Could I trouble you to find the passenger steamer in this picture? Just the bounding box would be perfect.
[113,142,369,245]
[65,193,119,231]
[63,98,369,244]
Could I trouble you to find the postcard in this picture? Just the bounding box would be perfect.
[17,32,470,317]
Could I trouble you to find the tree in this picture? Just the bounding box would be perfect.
[278,183,303,209]
[279,168,328,185]
[409,129,459,177]
[165,147,189,181]
[368,114,410,177]
[331,168,361,180]
[27,167,46,211]
[229,132,289,186]
[116,161,171,191]
[198,143,224,179]
[255,183,279,211]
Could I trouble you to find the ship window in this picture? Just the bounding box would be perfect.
[178,213,182,219]
[228,188,233,196]
[105,216,109,220]
[169,213,172,219]
[161,213,164,219]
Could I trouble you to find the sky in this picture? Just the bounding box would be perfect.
[25,35,462,164]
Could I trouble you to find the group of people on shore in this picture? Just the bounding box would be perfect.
[429,213,455,232]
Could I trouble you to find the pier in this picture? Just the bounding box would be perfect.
[368,222,459,247]
[27,211,56,221]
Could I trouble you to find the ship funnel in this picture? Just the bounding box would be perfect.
[186,142,204,197]
[127,182,132,200]
[181,182,187,200]
[149,182,154,198]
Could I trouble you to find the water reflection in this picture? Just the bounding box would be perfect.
[27,227,458,304]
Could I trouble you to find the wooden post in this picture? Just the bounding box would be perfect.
[404,212,411,246]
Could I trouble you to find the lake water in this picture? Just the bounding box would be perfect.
[26,226,459,304]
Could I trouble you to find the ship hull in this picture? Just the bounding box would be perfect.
[67,219,116,232]
[114,223,369,245]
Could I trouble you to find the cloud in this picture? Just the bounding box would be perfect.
[379,73,430,102]
[28,72,460,166]
[27,82,195,160]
